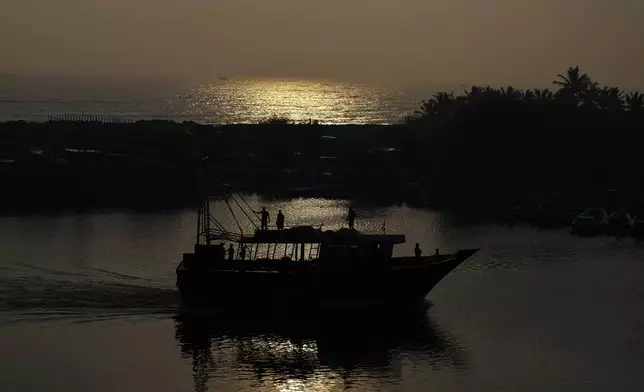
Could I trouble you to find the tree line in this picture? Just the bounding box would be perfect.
[399,67,644,208]
[1,67,643,211]
[405,66,642,126]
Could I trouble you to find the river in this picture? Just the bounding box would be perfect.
[1,196,644,391]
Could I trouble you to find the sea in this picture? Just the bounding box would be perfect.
[2,196,644,392]
[0,75,431,124]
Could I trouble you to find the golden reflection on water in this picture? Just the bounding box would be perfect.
[177,79,415,124]
[274,375,344,392]
[214,197,351,233]
[249,337,318,356]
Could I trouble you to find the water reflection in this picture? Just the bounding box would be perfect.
[174,307,466,391]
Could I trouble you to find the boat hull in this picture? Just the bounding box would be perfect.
[176,250,478,309]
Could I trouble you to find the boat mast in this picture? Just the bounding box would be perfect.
[196,156,211,246]
[195,156,247,245]
[204,196,211,245]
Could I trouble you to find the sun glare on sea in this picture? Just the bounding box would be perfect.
[231,79,365,124]
[180,79,404,124]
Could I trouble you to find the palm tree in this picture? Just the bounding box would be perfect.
[522,89,537,104]
[625,92,644,112]
[434,92,456,105]
[534,89,554,101]
[501,86,522,101]
[415,92,458,123]
[483,86,503,99]
[463,86,485,105]
[552,66,592,92]
[594,87,625,112]
[523,89,536,98]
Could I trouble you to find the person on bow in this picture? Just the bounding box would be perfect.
[347,206,357,230]
[276,210,285,230]
[255,207,270,230]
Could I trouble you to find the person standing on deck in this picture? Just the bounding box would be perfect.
[240,244,247,260]
[276,210,285,230]
[255,207,270,230]
[415,243,422,258]
[347,206,357,230]
[228,244,235,260]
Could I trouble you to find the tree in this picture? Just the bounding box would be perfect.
[553,66,593,106]
[415,92,456,119]
[501,86,523,101]
[259,115,294,125]
[464,86,485,105]
[534,89,554,101]
[553,66,592,92]
[593,87,625,112]
[523,89,537,103]
[625,92,644,112]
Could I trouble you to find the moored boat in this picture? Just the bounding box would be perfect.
[631,213,644,239]
[176,193,478,309]
[571,208,608,236]
[606,209,634,236]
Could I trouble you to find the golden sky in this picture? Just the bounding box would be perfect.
[2,0,643,87]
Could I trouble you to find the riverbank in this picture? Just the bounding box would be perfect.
[2,114,644,216]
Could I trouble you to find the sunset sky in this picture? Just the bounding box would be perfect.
[2,0,643,87]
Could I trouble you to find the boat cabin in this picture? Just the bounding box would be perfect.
[184,193,406,271]
[185,226,406,270]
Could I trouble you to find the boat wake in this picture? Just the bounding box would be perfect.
[0,263,180,323]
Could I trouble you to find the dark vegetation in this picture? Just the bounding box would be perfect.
[1,67,643,214]
[403,66,644,209]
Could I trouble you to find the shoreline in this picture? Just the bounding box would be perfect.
[2,103,644,218]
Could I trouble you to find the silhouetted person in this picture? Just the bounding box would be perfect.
[347,207,357,230]
[276,210,285,230]
[415,243,422,258]
[240,244,247,260]
[228,244,235,260]
[255,207,270,230]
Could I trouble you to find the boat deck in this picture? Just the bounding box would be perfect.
[239,227,406,244]
[178,252,475,274]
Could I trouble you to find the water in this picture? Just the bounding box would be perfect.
[0,76,425,124]
[2,197,644,391]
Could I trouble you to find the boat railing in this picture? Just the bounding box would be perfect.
[256,224,324,231]
[231,242,321,262]
[206,228,242,242]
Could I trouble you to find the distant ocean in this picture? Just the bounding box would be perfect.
[0,76,430,125]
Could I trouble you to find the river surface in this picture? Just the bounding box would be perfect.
[1,196,644,392]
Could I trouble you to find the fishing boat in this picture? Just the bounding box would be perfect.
[571,208,608,236]
[176,192,478,309]
[512,194,541,224]
[606,209,634,236]
[631,211,644,239]
[533,194,578,229]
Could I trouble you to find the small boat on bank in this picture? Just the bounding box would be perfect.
[533,198,578,229]
[512,195,541,224]
[176,193,478,309]
[606,209,634,236]
[571,208,608,236]
[631,214,644,239]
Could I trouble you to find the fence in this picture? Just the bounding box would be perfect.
[48,114,135,124]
